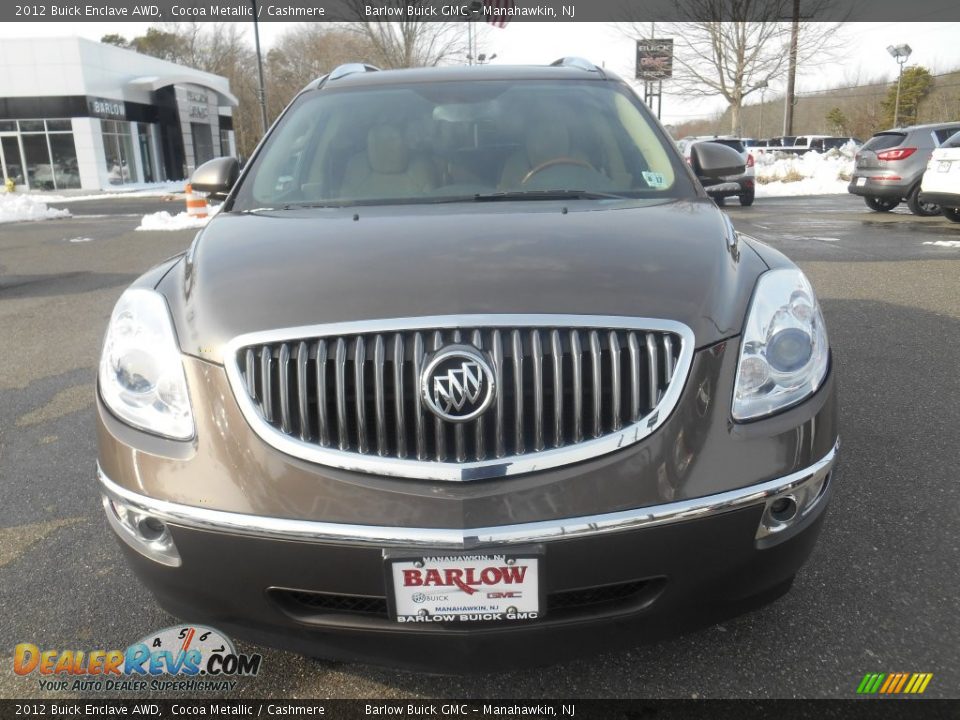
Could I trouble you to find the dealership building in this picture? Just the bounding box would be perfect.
[0,37,237,191]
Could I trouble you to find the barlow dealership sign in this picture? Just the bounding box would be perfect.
[635,38,673,81]
[87,96,126,120]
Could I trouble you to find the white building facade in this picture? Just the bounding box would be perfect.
[0,37,237,191]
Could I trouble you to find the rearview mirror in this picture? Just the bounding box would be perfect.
[190,157,239,200]
[690,143,746,179]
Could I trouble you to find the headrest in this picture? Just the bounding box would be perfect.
[367,125,409,174]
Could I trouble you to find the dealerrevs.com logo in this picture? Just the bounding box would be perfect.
[13,625,261,693]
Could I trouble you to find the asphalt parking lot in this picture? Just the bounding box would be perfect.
[1,194,958,699]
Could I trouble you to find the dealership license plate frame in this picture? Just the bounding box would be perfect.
[383,547,545,624]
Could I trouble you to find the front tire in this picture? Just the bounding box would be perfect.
[713,196,726,207]
[864,195,899,212]
[739,188,755,207]
[906,185,941,217]
[943,207,960,223]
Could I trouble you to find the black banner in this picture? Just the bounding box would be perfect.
[3,0,960,23]
[0,699,958,720]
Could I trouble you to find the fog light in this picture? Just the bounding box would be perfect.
[102,494,181,567]
[756,465,832,540]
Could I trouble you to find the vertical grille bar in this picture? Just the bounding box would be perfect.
[393,334,407,459]
[433,331,446,461]
[492,330,505,458]
[354,336,368,454]
[244,348,256,400]
[278,343,292,434]
[334,338,348,450]
[589,330,602,438]
[646,333,659,410]
[452,330,466,463]
[296,341,310,441]
[627,332,641,422]
[413,332,426,460]
[373,335,387,457]
[608,331,621,432]
[511,329,524,454]
[550,329,563,447]
[472,329,485,461]
[570,330,583,443]
[315,340,329,447]
[663,334,675,386]
[261,344,274,423]
[531,329,544,451]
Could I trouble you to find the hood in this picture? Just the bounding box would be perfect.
[159,199,767,364]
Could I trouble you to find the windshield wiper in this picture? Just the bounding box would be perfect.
[471,190,625,202]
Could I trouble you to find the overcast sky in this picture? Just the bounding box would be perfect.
[4,21,958,124]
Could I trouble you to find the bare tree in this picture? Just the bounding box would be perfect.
[340,1,469,68]
[620,0,844,135]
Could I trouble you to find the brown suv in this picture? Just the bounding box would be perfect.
[96,60,838,672]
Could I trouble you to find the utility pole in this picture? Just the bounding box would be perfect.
[250,0,269,136]
[783,0,800,136]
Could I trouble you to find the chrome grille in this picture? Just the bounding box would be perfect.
[226,316,694,481]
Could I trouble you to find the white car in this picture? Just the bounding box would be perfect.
[919,130,960,223]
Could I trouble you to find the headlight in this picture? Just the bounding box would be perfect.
[98,289,195,440]
[732,268,829,420]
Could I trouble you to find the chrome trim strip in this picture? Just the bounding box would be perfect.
[97,441,837,550]
[222,315,696,482]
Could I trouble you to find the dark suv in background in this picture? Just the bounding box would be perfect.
[849,122,960,216]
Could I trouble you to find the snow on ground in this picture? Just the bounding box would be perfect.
[753,144,856,197]
[923,240,960,248]
[24,180,187,203]
[0,193,71,224]
[136,203,221,231]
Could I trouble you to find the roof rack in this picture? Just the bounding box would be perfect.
[549,57,603,74]
[314,63,381,88]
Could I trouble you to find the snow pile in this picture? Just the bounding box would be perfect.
[753,144,856,197]
[136,203,221,231]
[28,180,188,203]
[0,193,71,224]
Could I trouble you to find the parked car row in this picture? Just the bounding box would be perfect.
[848,121,960,217]
[745,136,861,155]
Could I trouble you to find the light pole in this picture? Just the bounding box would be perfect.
[250,0,269,136]
[756,79,769,138]
[887,43,912,127]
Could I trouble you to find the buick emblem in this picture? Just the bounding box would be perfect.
[421,344,496,423]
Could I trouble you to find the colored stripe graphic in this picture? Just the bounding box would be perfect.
[857,673,932,694]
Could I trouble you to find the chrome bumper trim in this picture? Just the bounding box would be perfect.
[97,440,837,550]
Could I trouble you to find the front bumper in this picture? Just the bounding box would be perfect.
[98,442,837,671]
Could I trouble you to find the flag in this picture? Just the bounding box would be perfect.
[483,0,514,28]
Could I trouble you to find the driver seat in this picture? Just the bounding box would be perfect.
[498,121,587,190]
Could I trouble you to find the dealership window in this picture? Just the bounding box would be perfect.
[220,128,231,157]
[101,120,137,185]
[191,123,214,166]
[137,124,156,183]
[0,119,80,190]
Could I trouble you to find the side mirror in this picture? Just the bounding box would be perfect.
[190,157,239,200]
[690,143,746,178]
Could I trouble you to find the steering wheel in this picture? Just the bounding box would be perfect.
[521,157,596,185]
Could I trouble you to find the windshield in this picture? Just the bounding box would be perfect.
[231,79,690,210]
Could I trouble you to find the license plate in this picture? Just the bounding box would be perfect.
[938,160,951,173]
[388,553,541,623]
[856,176,867,186]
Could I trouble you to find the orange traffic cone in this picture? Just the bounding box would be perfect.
[185,183,208,218]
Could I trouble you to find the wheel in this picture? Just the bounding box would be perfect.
[864,195,899,212]
[943,207,960,223]
[713,195,726,207]
[739,188,755,207]
[906,185,941,217]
